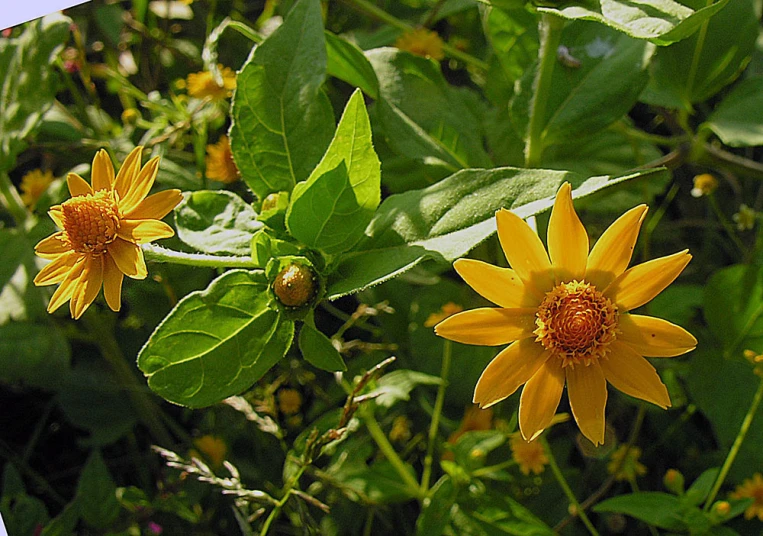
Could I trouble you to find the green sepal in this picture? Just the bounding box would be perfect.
[266,255,324,320]
[298,312,347,372]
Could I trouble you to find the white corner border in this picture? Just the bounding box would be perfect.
[1,1,92,31]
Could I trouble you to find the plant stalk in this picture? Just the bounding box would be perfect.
[142,244,261,269]
[421,340,451,493]
[0,171,29,226]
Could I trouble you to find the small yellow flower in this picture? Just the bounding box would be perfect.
[33,147,183,319]
[607,445,647,481]
[186,65,236,101]
[733,204,756,231]
[690,173,718,197]
[424,302,463,328]
[205,135,240,183]
[277,388,303,415]
[191,435,227,469]
[19,169,55,208]
[731,473,763,521]
[389,415,412,443]
[510,435,548,475]
[395,28,445,61]
[434,183,697,445]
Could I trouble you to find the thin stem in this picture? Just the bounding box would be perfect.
[0,171,29,226]
[696,144,763,181]
[524,14,565,168]
[610,121,689,148]
[703,376,763,511]
[543,437,600,536]
[707,194,747,257]
[142,244,261,269]
[421,340,452,493]
[259,465,308,535]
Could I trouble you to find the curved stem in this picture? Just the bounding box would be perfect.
[703,376,763,511]
[421,340,451,493]
[0,171,29,226]
[142,244,261,269]
[524,14,565,168]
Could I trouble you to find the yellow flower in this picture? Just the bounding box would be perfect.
[424,302,463,328]
[33,147,183,319]
[389,415,412,443]
[205,135,240,183]
[186,65,236,100]
[731,473,763,521]
[434,183,696,445]
[395,28,445,61]
[191,435,227,470]
[510,434,548,475]
[733,204,756,231]
[277,388,303,415]
[607,445,647,481]
[690,173,718,198]
[19,169,55,208]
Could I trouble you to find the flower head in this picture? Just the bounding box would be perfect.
[277,388,303,415]
[205,135,240,183]
[607,445,647,481]
[186,65,236,101]
[691,173,718,197]
[435,183,696,445]
[20,169,55,208]
[731,473,763,521]
[510,434,548,475]
[395,28,445,61]
[191,435,227,469]
[733,204,756,231]
[424,302,463,328]
[33,147,182,319]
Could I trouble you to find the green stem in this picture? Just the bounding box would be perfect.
[0,171,29,226]
[259,465,308,535]
[703,376,763,511]
[361,405,423,499]
[142,244,261,269]
[542,437,600,536]
[524,14,565,168]
[421,340,451,493]
[610,121,689,148]
[707,194,747,257]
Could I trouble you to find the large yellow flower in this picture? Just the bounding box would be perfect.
[435,183,696,445]
[33,147,182,319]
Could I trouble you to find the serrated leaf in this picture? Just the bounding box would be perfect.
[76,451,119,530]
[594,492,688,530]
[138,270,294,407]
[538,0,730,46]
[299,321,347,372]
[703,77,763,147]
[175,190,262,256]
[229,0,334,199]
[326,31,379,99]
[287,90,381,255]
[326,167,666,298]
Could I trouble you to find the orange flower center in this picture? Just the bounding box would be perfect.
[534,281,618,367]
[61,190,120,255]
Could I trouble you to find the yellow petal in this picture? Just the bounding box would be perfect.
[519,357,565,441]
[107,238,147,279]
[604,250,691,311]
[70,255,103,319]
[118,219,175,244]
[91,149,115,191]
[600,341,671,409]
[453,258,538,308]
[114,147,144,202]
[618,314,697,357]
[548,183,588,282]
[67,173,93,197]
[47,258,85,314]
[585,205,648,290]
[48,207,64,229]
[35,233,69,256]
[473,338,550,409]
[119,156,161,214]
[566,362,607,446]
[124,189,183,220]
[496,208,554,296]
[435,307,537,346]
[33,251,79,286]
[102,254,124,312]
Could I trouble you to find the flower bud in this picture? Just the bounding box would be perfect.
[663,468,685,495]
[261,192,281,212]
[273,264,316,307]
[712,501,731,517]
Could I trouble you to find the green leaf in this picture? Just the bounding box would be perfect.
[538,0,731,46]
[685,468,720,506]
[326,167,666,298]
[40,501,80,536]
[229,0,334,199]
[138,270,294,407]
[366,369,442,408]
[455,488,556,535]
[486,7,538,86]
[416,476,458,536]
[298,319,347,372]
[326,31,380,99]
[641,0,757,110]
[0,13,71,172]
[343,460,420,503]
[287,90,381,255]
[703,77,763,147]
[0,322,71,391]
[76,451,120,530]
[175,190,262,256]
[594,492,689,530]
[452,430,507,472]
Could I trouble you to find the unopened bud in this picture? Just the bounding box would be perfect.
[663,468,685,495]
[261,192,280,212]
[712,501,731,517]
[273,264,316,307]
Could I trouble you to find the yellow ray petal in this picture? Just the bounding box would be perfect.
[604,250,691,311]
[102,254,124,312]
[435,307,537,346]
[107,238,147,279]
[70,255,103,319]
[600,341,671,409]
[114,147,144,202]
[567,362,607,446]
[496,208,554,295]
[124,189,183,220]
[519,357,565,441]
[67,173,93,197]
[91,149,115,191]
[35,233,69,256]
[548,183,588,282]
[473,338,550,409]
[33,252,79,286]
[585,205,648,290]
[48,207,64,229]
[118,219,175,244]
[618,314,697,357]
[47,258,85,313]
[454,258,539,307]
[119,156,161,214]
